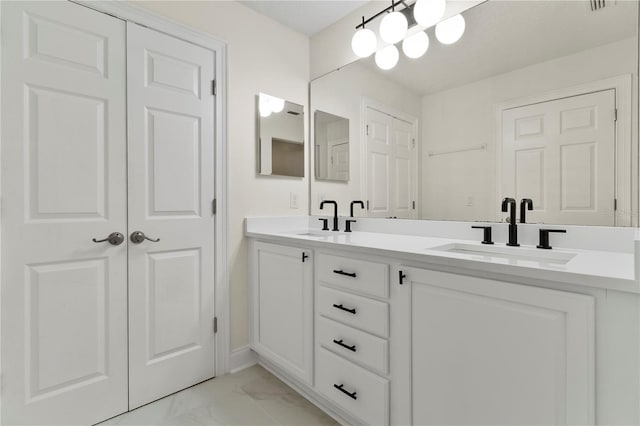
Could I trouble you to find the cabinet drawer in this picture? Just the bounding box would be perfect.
[318,316,389,375]
[317,253,389,298]
[318,285,389,338]
[316,347,389,426]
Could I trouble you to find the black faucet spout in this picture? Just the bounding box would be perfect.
[520,198,533,224]
[350,200,365,218]
[320,200,339,231]
[501,197,519,247]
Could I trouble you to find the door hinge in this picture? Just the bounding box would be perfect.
[212,80,217,96]
[412,138,416,149]
[212,198,217,215]
[614,198,618,211]
[213,317,218,333]
[366,125,369,136]
[366,200,370,210]
[614,108,618,122]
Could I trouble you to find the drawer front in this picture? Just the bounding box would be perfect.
[317,253,389,298]
[318,285,389,338]
[318,316,389,375]
[316,347,389,426]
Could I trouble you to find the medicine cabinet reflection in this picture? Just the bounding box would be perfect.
[314,110,350,182]
[257,93,305,178]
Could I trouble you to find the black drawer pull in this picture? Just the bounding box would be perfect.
[332,303,356,314]
[333,339,357,352]
[334,383,357,400]
[333,269,357,278]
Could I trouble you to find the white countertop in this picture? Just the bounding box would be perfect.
[246,217,639,294]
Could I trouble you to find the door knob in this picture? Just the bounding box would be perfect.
[92,232,125,246]
[130,231,160,244]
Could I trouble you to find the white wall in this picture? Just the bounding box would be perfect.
[132,1,310,351]
[310,61,422,215]
[421,37,638,223]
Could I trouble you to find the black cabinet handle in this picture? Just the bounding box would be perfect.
[333,269,357,278]
[333,339,357,352]
[334,383,357,400]
[332,303,356,314]
[302,252,308,263]
[399,270,406,285]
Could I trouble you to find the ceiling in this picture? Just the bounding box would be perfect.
[239,1,369,36]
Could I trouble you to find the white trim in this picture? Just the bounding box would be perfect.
[229,346,258,374]
[495,75,634,226]
[70,1,231,374]
[360,97,420,219]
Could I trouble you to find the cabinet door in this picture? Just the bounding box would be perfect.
[407,268,594,425]
[251,242,313,384]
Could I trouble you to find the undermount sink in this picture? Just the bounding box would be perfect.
[431,242,577,265]
[294,231,343,238]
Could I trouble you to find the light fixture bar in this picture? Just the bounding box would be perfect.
[355,0,413,30]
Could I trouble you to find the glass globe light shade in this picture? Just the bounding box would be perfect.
[259,95,272,117]
[402,31,429,59]
[435,14,465,44]
[351,28,377,58]
[413,0,446,28]
[379,11,408,44]
[375,45,400,70]
[270,96,285,113]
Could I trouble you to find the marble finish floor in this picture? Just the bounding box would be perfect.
[98,365,338,426]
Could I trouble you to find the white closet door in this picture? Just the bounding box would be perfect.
[502,90,616,225]
[126,23,216,409]
[366,107,417,218]
[366,108,393,217]
[1,2,128,424]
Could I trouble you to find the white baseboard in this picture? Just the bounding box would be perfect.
[229,345,258,374]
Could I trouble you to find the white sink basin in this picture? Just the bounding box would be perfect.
[431,243,576,265]
[293,231,343,238]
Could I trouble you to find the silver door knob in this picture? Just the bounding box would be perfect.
[92,232,125,246]
[130,231,160,244]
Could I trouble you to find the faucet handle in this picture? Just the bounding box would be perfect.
[345,219,357,233]
[537,229,566,249]
[318,218,330,231]
[471,226,494,245]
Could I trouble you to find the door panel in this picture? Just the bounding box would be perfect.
[502,90,615,225]
[366,107,417,218]
[126,22,216,409]
[1,2,128,424]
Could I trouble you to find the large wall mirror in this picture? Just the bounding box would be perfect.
[258,93,305,177]
[310,0,639,226]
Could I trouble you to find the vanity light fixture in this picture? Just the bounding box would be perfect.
[352,0,466,71]
[413,0,446,27]
[351,17,377,58]
[435,13,466,44]
[402,31,429,59]
[375,44,400,70]
[258,93,285,117]
[379,9,408,44]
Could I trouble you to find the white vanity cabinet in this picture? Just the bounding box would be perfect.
[406,267,595,425]
[249,241,313,385]
[248,233,638,426]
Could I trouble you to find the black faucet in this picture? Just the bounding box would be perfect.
[501,197,519,247]
[350,200,365,217]
[345,201,365,233]
[320,200,339,231]
[520,198,533,224]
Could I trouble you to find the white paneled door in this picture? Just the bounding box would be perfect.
[366,107,417,219]
[1,2,128,424]
[2,4,217,424]
[502,90,616,225]
[126,23,216,409]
